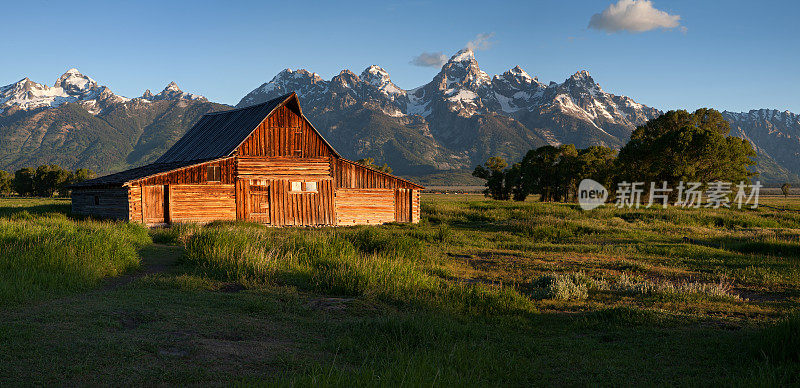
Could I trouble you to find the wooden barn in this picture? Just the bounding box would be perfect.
[70,93,423,226]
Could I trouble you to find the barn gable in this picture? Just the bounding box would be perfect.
[156,93,337,163]
[234,103,338,158]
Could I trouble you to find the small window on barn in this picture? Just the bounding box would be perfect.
[290,181,302,193]
[93,195,100,205]
[207,165,221,182]
[305,181,318,193]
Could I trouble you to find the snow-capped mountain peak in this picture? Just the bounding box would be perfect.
[273,68,323,84]
[509,66,534,82]
[449,48,476,63]
[565,70,601,91]
[164,81,181,92]
[439,48,490,87]
[237,48,658,128]
[0,69,108,113]
[54,68,97,95]
[360,65,404,97]
[0,69,209,115]
[142,82,206,102]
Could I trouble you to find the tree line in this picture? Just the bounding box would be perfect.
[473,108,757,201]
[0,165,96,197]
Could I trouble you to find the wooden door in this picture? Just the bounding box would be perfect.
[249,184,271,223]
[142,185,168,224]
[395,189,411,222]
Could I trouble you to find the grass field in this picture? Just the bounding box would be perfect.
[0,195,798,385]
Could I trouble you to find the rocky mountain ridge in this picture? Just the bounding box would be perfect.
[1,56,798,185]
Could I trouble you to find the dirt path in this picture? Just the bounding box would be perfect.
[102,244,184,290]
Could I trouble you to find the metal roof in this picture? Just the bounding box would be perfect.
[155,93,294,163]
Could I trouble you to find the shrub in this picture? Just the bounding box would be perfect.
[615,273,741,301]
[530,272,589,300]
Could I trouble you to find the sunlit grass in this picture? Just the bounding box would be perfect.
[0,211,150,305]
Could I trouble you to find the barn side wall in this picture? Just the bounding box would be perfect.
[125,158,238,225]
[333,160,422,225]
[71,188,130,220]
[169,184,236,223]
[130,158,236,186]
[411,190,421,223]
[335,188,395,225]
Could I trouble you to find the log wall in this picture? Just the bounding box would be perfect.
[130,158,236,186]
[169,184,236,223]
[71,188,130,220]
[411,190,421,223]
[335,188,396,225]
[237,157,331,180]
[335,159,420,189]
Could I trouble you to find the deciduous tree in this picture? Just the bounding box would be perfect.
[14,168,36,197]
[616,108,756,188]
[473,157,511,200]
[355,157,392,174]
[0,171,13,196]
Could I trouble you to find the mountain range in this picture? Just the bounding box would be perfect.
[1,50,798,185]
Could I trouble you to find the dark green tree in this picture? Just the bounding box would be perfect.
[518,145,579,202]
[0,171,13,196]
[781,183,791,198]
[69,169,97,185]
[33,165,71,197]
[473,157,511,200]
[505,163,528,201]
[355,157,393,174]
[616,108,756,187]
[572,146,617,193]
[14,168,36,197]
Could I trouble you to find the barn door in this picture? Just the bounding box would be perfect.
[142,185,168,225]
[395,189,411,222]
[249,184,271,224]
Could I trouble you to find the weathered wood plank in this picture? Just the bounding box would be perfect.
[169,184,236,223]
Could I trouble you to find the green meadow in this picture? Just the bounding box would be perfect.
[0,195,798,385]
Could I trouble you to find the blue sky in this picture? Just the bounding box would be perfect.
[2,0,798,112]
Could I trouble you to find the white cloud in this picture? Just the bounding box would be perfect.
[410,52,448,67]
[465,32,495,51]
[589,0,681,33]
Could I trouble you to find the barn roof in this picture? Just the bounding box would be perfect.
[154,93,336,163]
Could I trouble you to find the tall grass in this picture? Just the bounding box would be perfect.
[183,224,533,315]
[0,212,150,305]
[755,312,800,364]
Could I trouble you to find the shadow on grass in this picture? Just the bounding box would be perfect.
[0,203,71,218]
